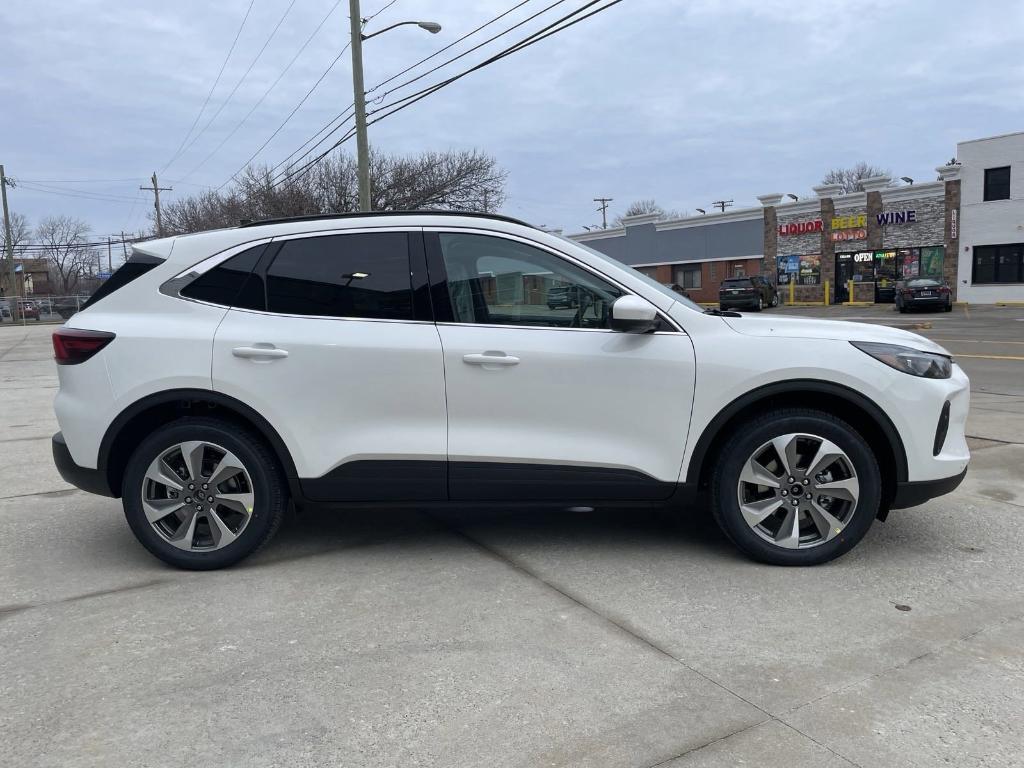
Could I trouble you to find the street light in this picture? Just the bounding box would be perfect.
[900,176,914,185]
[349,0,442,211]
[786,193,799,201]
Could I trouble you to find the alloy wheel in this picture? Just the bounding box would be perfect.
[142,441,255,551]
[736,432,859,549]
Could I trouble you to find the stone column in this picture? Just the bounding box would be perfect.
[937,164,962,300]
[812,185,841,302]
[757,194,783,278]
[861,175,891,250]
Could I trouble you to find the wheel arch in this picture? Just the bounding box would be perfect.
[686,380,908,503]
[99,389,298,499]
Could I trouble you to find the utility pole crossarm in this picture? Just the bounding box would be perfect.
[593,197,613,229]
[141,172,173,238]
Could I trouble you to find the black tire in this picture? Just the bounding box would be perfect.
[754,297,764,312]
[122,417,287,570]
[897,300,906,313]
[944,301,952,312]
[711,408,881,566]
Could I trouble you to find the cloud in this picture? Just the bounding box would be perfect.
[1,0,1022,236]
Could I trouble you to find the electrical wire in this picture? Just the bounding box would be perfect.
[160,0,257,174]
[268,0,534,179]
[363,0,399,23]
[218,41,351,190]
[173,0,300,172]
[15,182,140,203]
[275,0,623,187]
[183,0,344,185]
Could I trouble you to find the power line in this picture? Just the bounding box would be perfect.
[173,0,300,173]
[270,0,535,179]
[218,41,351,190]
[363,0,399,23]
[204,0,345,188]
[274,0,624,188]
[15,182,139,203]
[16,177,141,184]
[366,0,565,107]
[160,0,257,175]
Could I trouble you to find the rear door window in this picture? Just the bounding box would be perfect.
[265,232,414,320]
[180,244,267,309]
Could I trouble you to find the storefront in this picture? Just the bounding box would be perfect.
[833,246,945,302]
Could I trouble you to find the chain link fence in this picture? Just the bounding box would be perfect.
[0,295,90,325]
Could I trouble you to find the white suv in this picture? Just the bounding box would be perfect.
[51,212,970,569]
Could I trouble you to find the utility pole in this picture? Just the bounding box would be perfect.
[594,197,613,229]
[120,231,129,259]
[140,172,172,237]
[349,0,371,212]
[106,236,112,273]
[1,165,19,323]
[711,199,733,213]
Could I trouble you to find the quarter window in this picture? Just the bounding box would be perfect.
[265,233,414,319]
[181,244,266,309]
[983,166,1011,201]
[436,233,623,329]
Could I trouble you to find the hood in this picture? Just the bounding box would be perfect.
[722,314,950,355]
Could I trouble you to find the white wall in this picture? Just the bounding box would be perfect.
[957,132,1024,303]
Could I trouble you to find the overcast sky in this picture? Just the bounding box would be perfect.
[3,0,1023,241]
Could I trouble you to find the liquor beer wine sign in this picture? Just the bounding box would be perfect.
[778,209,918,237]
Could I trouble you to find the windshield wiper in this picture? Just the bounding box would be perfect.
[703,308,742,317]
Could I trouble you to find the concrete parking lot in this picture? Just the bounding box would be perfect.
[2,307,1023,768]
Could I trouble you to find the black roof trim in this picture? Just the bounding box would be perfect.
[237,210,534,229]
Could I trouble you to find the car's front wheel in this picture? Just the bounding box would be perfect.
[711,408,881,565]
[122,417,286,570]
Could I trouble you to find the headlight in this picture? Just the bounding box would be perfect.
[851,341,952,379]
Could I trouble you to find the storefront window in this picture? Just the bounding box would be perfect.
[973,244,1024,284]
[920,246,944,279]
[799,254,821,285]
[777,254,800,286]
[897,248,920,279]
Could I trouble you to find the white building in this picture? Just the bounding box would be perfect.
[956,132,1024,303]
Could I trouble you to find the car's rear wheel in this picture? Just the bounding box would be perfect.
[711,408,880,565]
[771,294,779,307]
[944,300,953,312]
[122,417,286,570]
[755,296,764,311]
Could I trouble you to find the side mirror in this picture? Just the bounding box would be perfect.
[610,295,658,333]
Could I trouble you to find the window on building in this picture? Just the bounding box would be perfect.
[983,166,1011,201]
[798,254,821,285]
[709,261,716,280]
[265,233,414,319]
[733,262,746,277]
[973,244,1024,284]
[674,264,701,289]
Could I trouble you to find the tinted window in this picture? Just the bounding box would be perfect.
[983,166,1011,201]
[80,252,164,310]
[906,278,941,288]
[973,243,1024,284]
[437,233,623,329]
[722,278,752,287]
[266,233,413,319]
[181,245,266,308]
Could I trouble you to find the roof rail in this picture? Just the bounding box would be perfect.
[237,209,534,229]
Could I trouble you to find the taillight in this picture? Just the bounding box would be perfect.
[52,328,115,365]
[901,289,913,296]
[939,286,950,294]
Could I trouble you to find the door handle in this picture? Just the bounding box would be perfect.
[463,352,520,367]
[232,345,289,360]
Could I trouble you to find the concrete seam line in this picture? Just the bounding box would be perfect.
[640,717,772,768]
[1,578,172,618]
[0,487,78,501]
[0,331,30,361]
[424,513,772,716]
[775,720,865,768]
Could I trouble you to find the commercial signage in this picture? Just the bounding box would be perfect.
[778,220,822,236]
[950,209,958,239]
[779,209,919,238]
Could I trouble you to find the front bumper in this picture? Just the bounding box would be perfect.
[892,467,967,509]
[52,432,115,497]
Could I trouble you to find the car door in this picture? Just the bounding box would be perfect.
[427,229,697,501]
[211,228,447,502]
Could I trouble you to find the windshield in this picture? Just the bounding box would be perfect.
[906,278,941,288]
[559,236,704,312]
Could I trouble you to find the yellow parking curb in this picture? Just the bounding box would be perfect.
[995,301,1024,307]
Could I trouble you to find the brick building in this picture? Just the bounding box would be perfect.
[568,131,1024,306]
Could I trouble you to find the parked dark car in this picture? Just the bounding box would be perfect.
[895,278,953,313]
[719,276,778,311]
[547,285,579,309]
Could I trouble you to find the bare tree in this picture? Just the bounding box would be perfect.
[2,211,30,253]
[161,149,507,235]
[612,199,685,226]
[35,216,93,294]
[821,162,892,193]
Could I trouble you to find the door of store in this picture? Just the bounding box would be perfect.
[874,250,897,303]
[835,254,853,303]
